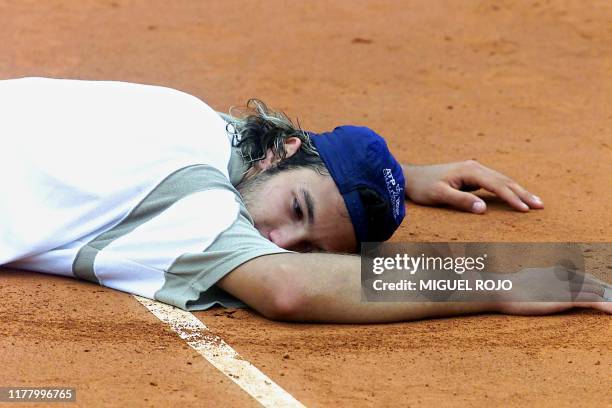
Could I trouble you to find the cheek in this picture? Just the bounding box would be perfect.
[323,219,352,240]
[262,185,291,218]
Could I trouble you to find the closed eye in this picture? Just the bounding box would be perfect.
[293,197,303,220]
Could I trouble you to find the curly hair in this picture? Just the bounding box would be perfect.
[220,99,328,175]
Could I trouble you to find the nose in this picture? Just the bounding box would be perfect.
[269,227,308,251]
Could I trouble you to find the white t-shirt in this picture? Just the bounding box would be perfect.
[0,77,287,310]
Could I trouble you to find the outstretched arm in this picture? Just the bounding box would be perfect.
[217,252,611,323]
[402,160,544,213]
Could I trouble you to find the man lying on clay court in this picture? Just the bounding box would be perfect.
[1,77,610,322]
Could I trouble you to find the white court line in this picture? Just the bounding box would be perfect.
[134,296,305,408]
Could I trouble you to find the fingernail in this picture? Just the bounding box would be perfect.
[520,202,530,211]
[533,195,542,204]
[472,201,486,213]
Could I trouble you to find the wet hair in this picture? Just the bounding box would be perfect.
[223,99,390,244]
[223,99,327,175]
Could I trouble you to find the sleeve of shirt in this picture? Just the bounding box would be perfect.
[88,167,289,311]
[10,165,289,311]
[12,165,288,310]
[90,190,288,311]
[154,205,288,310]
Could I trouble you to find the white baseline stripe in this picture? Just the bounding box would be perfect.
[134,296,305,408]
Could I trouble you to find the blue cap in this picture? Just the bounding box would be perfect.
[309,126,406,243]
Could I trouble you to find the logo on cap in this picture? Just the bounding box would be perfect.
[383,168,403,221]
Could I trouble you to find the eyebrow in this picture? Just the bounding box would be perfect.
[301,189,315,225]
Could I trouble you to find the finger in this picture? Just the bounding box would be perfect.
[486,184,531,212]
[570,292,604,302]
[605,286,612,301]
[582,273,612,290]
[470,171,529,212]
[438,186,487,214]
[569,283,606,297]
[506,182,544,209]
[460,165,534,212]
[572,301,612,314]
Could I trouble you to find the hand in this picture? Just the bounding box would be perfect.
[494,266,612,315]
[402,160,544,213]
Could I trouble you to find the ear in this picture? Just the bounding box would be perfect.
[283,137,302,159]
[254,137,303,171]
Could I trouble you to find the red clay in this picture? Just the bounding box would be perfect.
[1,1,610,407]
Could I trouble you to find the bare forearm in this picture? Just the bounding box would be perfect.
[220,252,611,322]
[231,253,498,323]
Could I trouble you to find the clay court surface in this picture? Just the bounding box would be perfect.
[1,1,611,407]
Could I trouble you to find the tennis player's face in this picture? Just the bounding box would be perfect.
[237,168,357,253]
